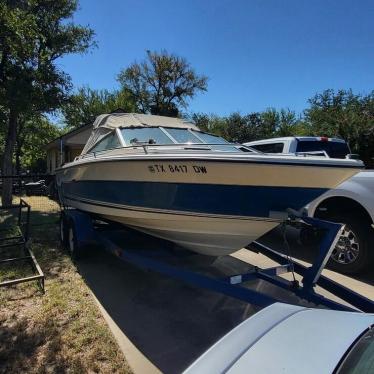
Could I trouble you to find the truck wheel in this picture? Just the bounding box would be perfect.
[327,214,373,274]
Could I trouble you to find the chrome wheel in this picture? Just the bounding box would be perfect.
[331,225,359,265]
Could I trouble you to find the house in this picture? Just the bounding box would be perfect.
[45,123,92,174]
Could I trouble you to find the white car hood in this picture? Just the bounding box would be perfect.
[184,303,374,374]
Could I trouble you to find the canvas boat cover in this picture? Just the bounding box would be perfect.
[93,113,199,130]
[82,113,200,154]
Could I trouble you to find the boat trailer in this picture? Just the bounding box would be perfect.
[60,209,374,313]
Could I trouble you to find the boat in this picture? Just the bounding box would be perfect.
[55,113,363,256]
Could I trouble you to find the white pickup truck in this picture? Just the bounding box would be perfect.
[245,136,374,274]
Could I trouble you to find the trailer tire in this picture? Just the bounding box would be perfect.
[59,214,69,248]
[67,221,85,260]
[326,214,374,274]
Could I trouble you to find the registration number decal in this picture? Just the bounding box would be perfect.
[148,164,207,174]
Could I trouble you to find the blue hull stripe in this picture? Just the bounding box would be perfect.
[62,181,328,218]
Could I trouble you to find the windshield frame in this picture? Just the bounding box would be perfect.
[85,126,259,156]
[86,131,122,154]
[119,126,231,146]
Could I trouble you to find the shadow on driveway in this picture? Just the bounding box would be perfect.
[78,250,259,373]
[76,226,373,373]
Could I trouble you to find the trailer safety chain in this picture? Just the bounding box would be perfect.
[281,221,297,284]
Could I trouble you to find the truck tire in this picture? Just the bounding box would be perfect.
[326,213,374,274]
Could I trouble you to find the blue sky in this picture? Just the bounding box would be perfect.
[59,0,374,115]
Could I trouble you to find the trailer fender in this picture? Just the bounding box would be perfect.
[62,210,98,252]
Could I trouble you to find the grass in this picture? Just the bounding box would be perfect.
[0,197,132,374]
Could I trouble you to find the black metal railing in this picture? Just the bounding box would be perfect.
[0,199,44,293]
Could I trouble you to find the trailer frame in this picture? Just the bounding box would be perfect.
[60,208,373,313]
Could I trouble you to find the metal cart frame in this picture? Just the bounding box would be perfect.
[0,199,44,293]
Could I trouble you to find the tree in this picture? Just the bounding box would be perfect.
[15,115,61,173]
[191,113,227,137]
[305,89,374,166]
[61,87,136,128]
[191,90,374,166]
[223,113,262,143]
[191,109,311,143]
[0,0,95,205]
[261,108,310,137]
[117,50,208,116]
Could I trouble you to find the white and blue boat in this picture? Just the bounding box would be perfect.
[56,113,363,256]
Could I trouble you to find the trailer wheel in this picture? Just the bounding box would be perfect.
[67,221,85,260]
[327,214,374,274]
[59,214,68,248]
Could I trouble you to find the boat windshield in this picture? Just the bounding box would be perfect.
[118,127,252,153]
[193,131,229,144]
[121,127,174,145]
[167,128,203,143]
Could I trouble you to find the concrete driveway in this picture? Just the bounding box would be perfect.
[77,227,373,374]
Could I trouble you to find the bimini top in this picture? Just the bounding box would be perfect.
[92,113,200,131]
[82,112,200,154]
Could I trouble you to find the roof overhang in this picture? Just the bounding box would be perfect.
[45,123,93,149]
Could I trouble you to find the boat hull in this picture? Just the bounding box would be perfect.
[56,156,360,256]
[62,196,279,256]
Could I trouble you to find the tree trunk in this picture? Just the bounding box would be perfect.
[15,121,25,175]
[2,110,18,206]
[15,143,21,176]
[15,136,21,176]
